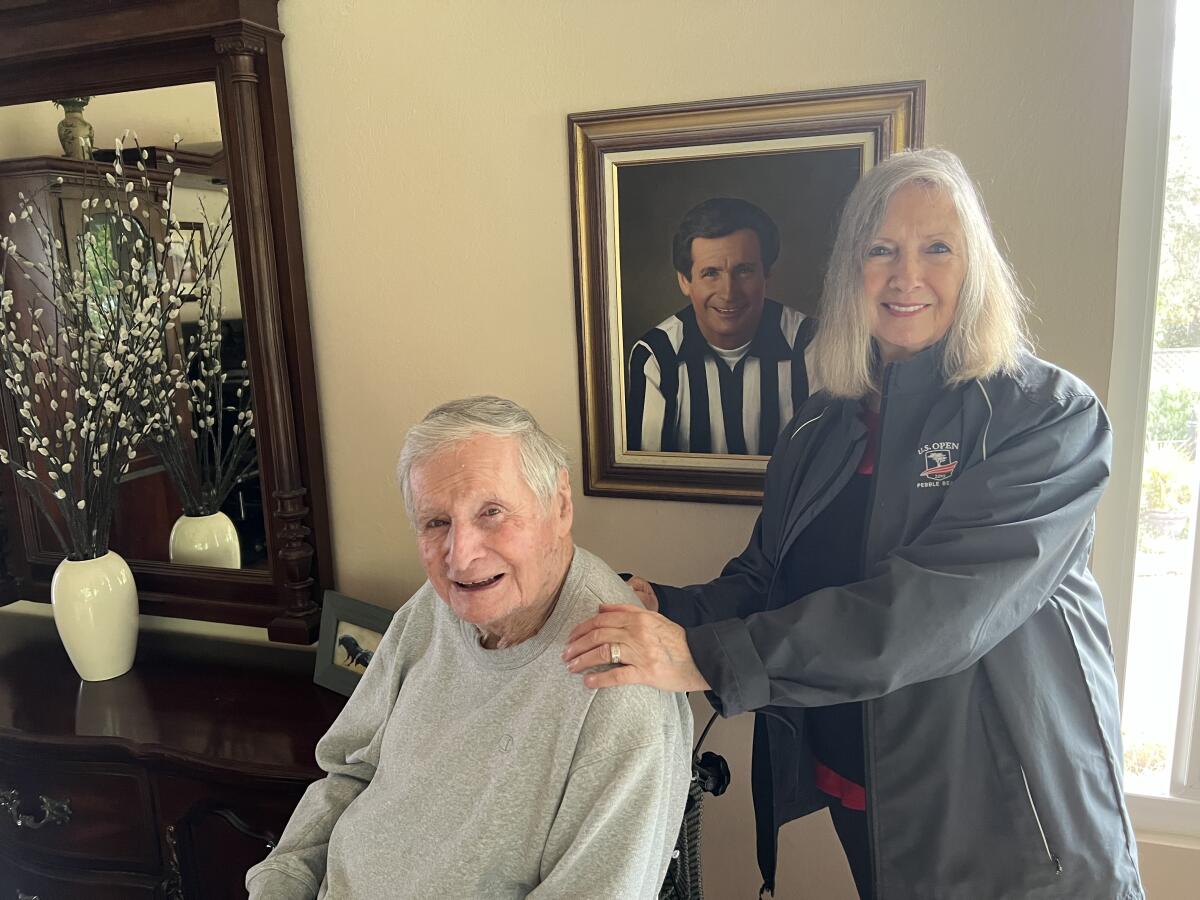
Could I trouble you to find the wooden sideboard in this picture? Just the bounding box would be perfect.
[0,614,345,899]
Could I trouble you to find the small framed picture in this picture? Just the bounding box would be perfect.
[313,590,395,696]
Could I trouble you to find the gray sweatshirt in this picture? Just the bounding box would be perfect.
[246,547,693,899]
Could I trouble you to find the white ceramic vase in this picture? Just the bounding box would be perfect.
[169,511,242,569]
[51,550,139,682]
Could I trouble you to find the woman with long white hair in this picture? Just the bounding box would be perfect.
[565,148,1143,899]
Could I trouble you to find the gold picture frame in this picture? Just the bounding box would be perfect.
[569,81,924,503]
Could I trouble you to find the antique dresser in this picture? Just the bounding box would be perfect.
[0,613,344,899]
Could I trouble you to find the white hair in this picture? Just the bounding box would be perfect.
[809,148,1030,398]
[397,396,569,524]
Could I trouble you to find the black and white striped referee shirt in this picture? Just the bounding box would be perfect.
[626,299,817,455]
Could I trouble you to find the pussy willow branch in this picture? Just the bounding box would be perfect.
[144,182,256,519]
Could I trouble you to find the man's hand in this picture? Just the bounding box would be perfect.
[562,604,709,693]
[627,576,659,612]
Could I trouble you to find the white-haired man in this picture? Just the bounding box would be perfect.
[246,396,692,899]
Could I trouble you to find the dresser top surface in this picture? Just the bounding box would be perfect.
[0,612,345,776]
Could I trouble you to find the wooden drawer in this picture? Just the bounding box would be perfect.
[0,755,159,873]
[0,844,158,900]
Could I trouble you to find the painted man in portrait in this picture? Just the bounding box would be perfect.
[626,197,816,455]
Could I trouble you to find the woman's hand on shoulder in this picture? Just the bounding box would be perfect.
[562,604,710,693]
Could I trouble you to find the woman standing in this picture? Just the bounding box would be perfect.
[564,149,1143,899]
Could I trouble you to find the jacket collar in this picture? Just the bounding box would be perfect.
[876,338,948,396]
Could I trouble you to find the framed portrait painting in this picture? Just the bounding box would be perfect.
[171,220,208,301]
[313,590,395,696]
[569,81,924,503]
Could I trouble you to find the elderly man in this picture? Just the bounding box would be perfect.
[626,197,816,455]
[246,396,692,899]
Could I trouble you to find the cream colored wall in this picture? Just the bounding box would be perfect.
[269,0,1182,896]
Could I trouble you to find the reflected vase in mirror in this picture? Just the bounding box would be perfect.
[53,96,94,160]
[170,510,241,568]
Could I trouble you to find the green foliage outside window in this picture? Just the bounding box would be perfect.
[1156,138,1200,350]
[1141,444,1194,514]
[1146,386,1200,444]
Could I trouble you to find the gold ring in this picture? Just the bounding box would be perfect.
[609,642,621,666]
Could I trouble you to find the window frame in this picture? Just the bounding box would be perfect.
[1097,0,1200,837]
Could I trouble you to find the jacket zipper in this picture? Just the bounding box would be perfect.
[855,366,1066,891]
[860,367,890,900]
[1019,765,1063,875]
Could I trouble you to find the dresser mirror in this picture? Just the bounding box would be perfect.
[0,0,333,642]
[0,85,271,573]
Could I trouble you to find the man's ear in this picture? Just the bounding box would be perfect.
[555,468,573,535]
[676,270,692,297]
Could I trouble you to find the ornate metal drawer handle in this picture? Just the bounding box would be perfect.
[0,788,71,829]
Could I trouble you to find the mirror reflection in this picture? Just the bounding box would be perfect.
[0,84,268,571]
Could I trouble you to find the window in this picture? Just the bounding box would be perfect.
[79,212,154,335]
[1101,0,1200,836]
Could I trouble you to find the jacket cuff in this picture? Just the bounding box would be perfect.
[686,618,769,716]
[653,582,699,628]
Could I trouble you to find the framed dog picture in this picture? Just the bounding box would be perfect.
[569,81,924,503]
[313,590,395,696]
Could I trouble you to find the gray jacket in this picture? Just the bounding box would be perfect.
[656,347,1144,899]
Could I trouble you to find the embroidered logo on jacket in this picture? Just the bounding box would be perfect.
[917,442,960,487]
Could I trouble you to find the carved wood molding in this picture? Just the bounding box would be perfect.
[162,824,185,900]
[217,36,321,632]
[214,31,268,58]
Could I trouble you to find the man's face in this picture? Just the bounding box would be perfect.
[677,228,769,350]
[410,435,573,637]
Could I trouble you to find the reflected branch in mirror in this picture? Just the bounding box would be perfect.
[135,145,258,569]
[0,137,190,561]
